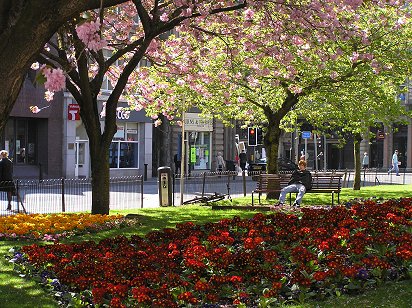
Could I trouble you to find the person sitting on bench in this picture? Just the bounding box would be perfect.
[277,159,312,207]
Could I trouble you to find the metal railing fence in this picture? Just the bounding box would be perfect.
[1,168,411,216]
[0,176,143,216]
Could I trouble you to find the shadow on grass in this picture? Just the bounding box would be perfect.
[0,243,58,308]
[56,206,259,244]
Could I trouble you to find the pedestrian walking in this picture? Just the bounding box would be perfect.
[362,152,369,169]
[300,151,306,161]
[388,149,400,176]
[174,153,181,175]
[0,150,16,210]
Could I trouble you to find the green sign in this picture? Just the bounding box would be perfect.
[190,147,197,163]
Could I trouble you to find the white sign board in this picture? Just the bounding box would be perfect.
[184,113,213,132]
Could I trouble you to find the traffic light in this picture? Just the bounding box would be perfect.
[248,127,257,146]
[256,128,263,145]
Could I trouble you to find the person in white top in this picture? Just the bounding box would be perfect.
[388,150,400,176]
[216,152,225,172]
[362,152,369,169]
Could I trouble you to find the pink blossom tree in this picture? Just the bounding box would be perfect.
[35,0,248,214]
[32,0,411,212]
[131,1,412,178]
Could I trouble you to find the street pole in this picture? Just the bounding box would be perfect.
[180,111,185,205]
[295,126,299,163]
[304,138,308,162]
[314,133,318,171]
[323,135,327,171]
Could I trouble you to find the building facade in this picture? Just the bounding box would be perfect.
[1,77,64,179]
[62,94,153,178]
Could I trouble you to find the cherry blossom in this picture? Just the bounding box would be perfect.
[76,21,107,52]
[41,67,66,92]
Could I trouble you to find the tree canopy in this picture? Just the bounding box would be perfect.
[131,0,412,175]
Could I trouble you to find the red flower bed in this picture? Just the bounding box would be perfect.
[11,199,412,307]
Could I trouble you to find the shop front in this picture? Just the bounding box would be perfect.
[181,113,213,172]
[63,98,152,178]
[1,79,64,179]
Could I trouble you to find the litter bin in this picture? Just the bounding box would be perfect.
[225,160,236,171]
[158,166,172,206]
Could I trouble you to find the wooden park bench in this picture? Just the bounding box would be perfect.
[251,174,282,206]
[252,172,344,206]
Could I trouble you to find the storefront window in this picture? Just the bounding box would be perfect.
[120,142,138,168]
[109,123,139,169]
[189,132,211,170]
[2,119,37,165]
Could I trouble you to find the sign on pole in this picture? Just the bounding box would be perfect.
[302,131,311,139]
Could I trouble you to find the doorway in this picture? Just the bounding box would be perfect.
[75,140,89,178]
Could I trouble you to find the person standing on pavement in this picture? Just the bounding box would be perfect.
[276,159,312,208]
[0,150,16,210]
[388,149,400,176]
[362,152,369,169]
[174,153,181,175]
[216,152,225,172]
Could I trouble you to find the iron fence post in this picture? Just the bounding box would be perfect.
[172,175,175,207]
[144,164,148,181]
[61,177,66,212]
[140,175,144,208]
[201,172,206,198]
[39,163,43,182]
[16,179,20,213]
[242,170,246,196]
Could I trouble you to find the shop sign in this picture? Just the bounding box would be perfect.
[184,113,213,132]
[377,130,385,140]
[126,129,137,134]
[68,104,80,121]
[190,147,197,163]
[100,102,152,123]
[117,108,130,120]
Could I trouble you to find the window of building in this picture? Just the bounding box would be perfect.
[109,123,139,169]
[189,131,211,170]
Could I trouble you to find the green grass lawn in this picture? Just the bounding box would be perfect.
[212,184,412,207]
[1,184,411,307]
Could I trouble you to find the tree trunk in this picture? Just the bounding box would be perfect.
[265,121,282,175]
[90,142,111,214]
[157,115,173,169]
[353,133,362,190]
[0,0,128,132]
[264,112,283,199]
[262,93,299,200]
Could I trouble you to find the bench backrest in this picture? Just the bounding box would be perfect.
[256,174,281,190]
[278,173,343,190]
[311,173,343,190]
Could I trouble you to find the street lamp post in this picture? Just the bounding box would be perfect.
[180,111,185,205]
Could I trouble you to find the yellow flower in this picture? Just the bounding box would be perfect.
[0,213,124,238]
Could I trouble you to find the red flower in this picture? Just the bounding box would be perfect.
[109,297,125,308]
